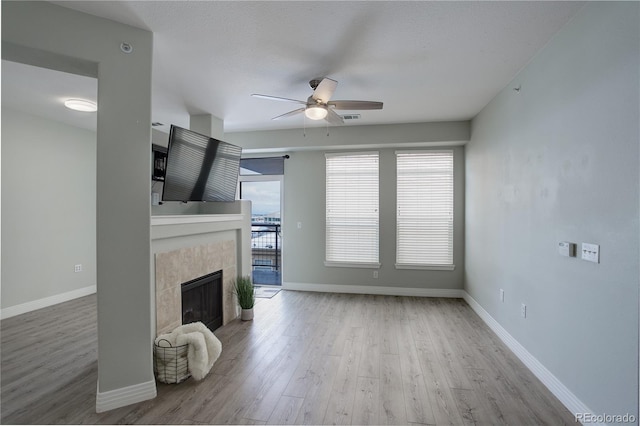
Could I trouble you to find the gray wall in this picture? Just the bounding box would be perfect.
[227,122,468,291]
[228,121,469,152]
[1,108,96,309]
[465,2,639,418]
[3,1,155,401]
[281,147,464,290]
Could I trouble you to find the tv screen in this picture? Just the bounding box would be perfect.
[162,125,242,202]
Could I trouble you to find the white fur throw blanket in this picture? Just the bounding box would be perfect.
[155,322,222,381]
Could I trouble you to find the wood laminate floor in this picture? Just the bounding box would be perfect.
[1,290,575,425]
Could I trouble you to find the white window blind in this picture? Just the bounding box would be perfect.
[325,152,380,267]
[396,150,454,269]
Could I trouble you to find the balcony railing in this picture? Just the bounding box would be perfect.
[251,223,281,285]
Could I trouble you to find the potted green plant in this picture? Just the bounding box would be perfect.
[233,275,255,321]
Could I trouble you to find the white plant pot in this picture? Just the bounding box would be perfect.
[241,308,254,321]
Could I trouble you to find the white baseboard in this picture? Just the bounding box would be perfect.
[96,379,157,413]
[1,285,97,320]
[282,281,464,298]
[462,291,599,425]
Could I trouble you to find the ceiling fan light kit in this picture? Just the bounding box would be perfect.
[305,104,328,120]
[252,77,383,126]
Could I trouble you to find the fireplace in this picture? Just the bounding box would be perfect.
[154,240,238,335]
[181,271,223,331]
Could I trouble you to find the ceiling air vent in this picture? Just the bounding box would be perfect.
[341,114,361,120]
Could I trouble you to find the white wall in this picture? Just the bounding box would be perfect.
[466,2,639,419]
[1,108,96,312]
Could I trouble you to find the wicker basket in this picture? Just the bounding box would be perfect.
[153,339,190,384]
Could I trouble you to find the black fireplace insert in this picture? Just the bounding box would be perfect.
[181,270,223,331]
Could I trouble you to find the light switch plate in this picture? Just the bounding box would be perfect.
[581,243,599,263]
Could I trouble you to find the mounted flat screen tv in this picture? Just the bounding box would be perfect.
[162,125,242,202]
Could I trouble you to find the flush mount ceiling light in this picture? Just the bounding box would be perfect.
[64,99,97,112]
[304,104,328,120]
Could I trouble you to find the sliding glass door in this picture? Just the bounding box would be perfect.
[239,177,283,286]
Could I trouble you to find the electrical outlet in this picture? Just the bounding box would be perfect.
[500,289,505,302]
[521,303,527,318]
[373,270,378,279]
[74,264,82,273]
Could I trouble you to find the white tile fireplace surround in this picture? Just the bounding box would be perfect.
[151,212,252,336]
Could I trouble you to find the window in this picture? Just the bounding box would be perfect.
[325,152,380,267]
[396,150,454,270]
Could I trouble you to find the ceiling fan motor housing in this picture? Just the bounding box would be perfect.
[309,78,323,90]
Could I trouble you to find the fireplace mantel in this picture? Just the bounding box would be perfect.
[152,214,246,240]
[152,213,242,226]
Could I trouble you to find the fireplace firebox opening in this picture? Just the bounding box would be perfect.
[181,270,223,331]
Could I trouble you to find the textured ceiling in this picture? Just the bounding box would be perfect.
[3,1,583,133]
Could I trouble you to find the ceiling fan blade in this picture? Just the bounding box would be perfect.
[272,108,305,120]
[252,94,307,105]
[328,100,383,110]
[311,78,338,103]
[325,108,344,125]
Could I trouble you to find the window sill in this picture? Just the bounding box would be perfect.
[395,263,455,271]
[324,261,381,269]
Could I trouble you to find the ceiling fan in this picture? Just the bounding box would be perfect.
[252,77,383,125]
